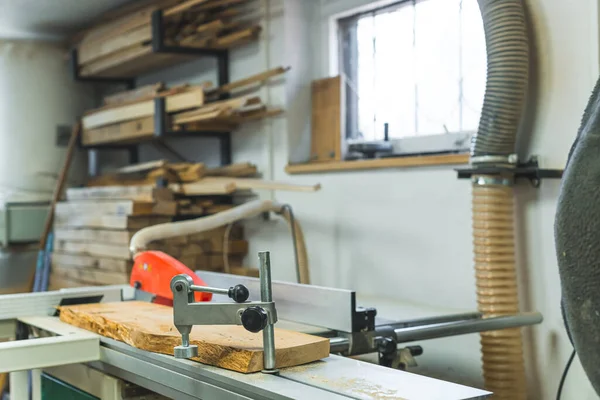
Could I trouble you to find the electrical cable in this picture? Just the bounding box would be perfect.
[279,204,300,283]
[556,349,576,400]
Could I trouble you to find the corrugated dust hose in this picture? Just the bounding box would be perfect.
[472,179,526,399]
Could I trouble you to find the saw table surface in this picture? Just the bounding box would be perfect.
[59,301,330,373]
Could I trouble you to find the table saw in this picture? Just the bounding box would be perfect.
[0,261,541,399]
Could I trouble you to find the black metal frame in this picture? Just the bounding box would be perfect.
[73,9,233,175]
[456,156,564,188]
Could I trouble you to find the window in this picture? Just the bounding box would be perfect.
[338,0,486,154]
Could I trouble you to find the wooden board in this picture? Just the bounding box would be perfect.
[104,83,164,106]
[52,253,132,273]
[82,116,155,146]
[201,177,321,193]
[311,76,343,162]
[55,200,161,217]
[53,239,131,260]
[52,265,129,285]
[59,301,330,373]
[54,228,134,246]
[206,66,290,96]
[54,215,171,230]
[285,153,470,174]
[79,24,152,65]
[66,185,157,202]
[83,89,204,129]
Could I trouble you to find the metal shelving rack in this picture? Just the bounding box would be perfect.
[71,9,233,176]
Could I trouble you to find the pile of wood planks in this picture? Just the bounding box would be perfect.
[73,0,261,78]
[49,161,320,289]
[81,66,289,146]
[49,196,253,290]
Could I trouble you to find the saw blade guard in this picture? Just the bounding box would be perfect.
[131,251,212,304]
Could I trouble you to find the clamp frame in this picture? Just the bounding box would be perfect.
[171,251,279,373]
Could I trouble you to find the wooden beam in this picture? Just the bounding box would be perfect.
[164,0,212,16]
[79,24,152,65]
[201,177,321,192]
[114,160,167,174]
[54,229,134,246]
[52,265,130,285]
[59,302,330,373]
[82,89,204,129]
[53,240,131,260]
[174,181,236,195]
[55,200,162,217]
[54,215,171,230]
[104,83,164,106]
[205,162,257,177]
[66,185,159,202]
[285,153,471,174]
[81,116,155,146]
[214,26,261,48]
[52,253,132,273]
[206,67,290,96]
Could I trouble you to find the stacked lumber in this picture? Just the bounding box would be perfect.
[49,196,253,289]
[49,161,320,289]
[81,66,289,146]
[73,0,261,78]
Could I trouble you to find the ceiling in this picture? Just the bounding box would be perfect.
[0,0,135,40]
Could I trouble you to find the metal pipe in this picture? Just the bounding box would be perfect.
[382,312,482,330]
[259,252,277,372]
[393,312,542,343]
[189,285,229,296]
[328,337,350,354]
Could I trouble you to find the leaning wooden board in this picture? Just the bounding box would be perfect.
[60,301,330,373]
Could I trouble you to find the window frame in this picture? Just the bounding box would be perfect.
[329,0,481,157]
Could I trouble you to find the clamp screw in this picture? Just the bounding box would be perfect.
[175,283,183,292]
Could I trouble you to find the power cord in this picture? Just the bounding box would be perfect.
[556,349,576,400]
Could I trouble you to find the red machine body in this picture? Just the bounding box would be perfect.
[130,251,212,305]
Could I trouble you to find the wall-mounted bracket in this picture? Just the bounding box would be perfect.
[456,156,564,188]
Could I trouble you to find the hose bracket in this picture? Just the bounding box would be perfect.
[456,156,563,188]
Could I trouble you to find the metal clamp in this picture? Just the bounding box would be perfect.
[170,251,278,373]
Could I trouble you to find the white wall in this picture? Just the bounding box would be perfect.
[132,0,600,398]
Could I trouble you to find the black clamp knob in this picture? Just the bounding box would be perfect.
[241,306,268,333]
[228,284,249,303]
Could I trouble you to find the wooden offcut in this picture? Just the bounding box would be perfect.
[206,66,290,96]
[201,177,321,193]
[59,301,330,373]
[311,76,343,162]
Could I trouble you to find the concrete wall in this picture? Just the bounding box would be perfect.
[133,0,600,398]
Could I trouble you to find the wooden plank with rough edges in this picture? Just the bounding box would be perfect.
[59,301,330,373]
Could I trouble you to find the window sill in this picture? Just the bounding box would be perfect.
[285,153,469,174]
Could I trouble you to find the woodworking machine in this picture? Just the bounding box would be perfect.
[0,248,543,399]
